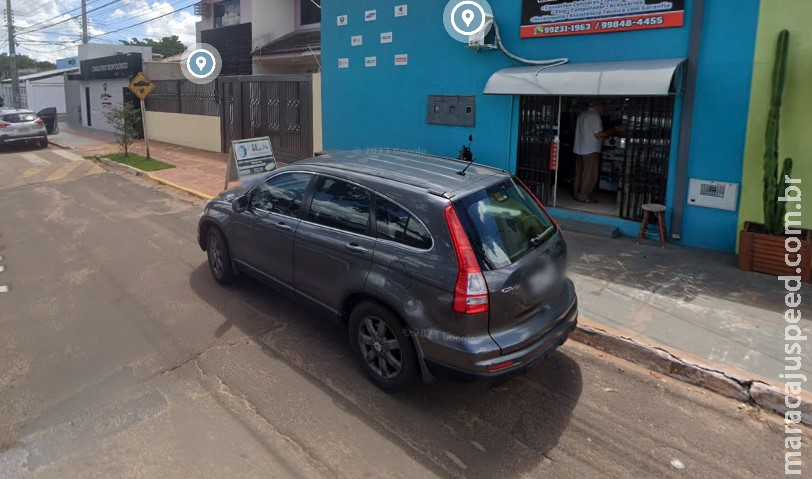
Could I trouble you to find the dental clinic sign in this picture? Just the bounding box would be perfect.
[225,137,277,188]
[521,0,685,38]
[79,52,143,80]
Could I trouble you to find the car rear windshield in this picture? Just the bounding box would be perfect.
[2,113,36,123]
[455,178,556,270]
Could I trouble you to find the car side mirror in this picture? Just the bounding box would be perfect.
[232,194,249,213]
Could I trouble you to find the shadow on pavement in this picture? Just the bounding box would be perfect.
[566,231,810,316]
[188,262,583,478]
[0,143,49,153]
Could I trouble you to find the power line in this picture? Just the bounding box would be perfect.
[23,0,194,44]
[18,0,120,34]
[96,0,193,29]
[16,0,109,31]
[9,0,197,59]
[18,43,79,53]
[90,1,197,40]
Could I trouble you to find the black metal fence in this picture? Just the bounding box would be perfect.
[219,75,313,161]
[145,80,219,117]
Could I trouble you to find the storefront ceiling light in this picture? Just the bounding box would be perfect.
[484,58,685,97]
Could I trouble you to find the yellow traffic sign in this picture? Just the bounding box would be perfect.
[128,72,156,101]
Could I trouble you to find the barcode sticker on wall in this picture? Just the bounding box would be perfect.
[700,183,726,198]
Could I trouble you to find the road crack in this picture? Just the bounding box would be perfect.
[146,324,286,380]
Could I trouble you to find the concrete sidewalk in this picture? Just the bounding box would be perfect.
[50,123,233,198]
[565,232,811,384]
[49,123,809,404]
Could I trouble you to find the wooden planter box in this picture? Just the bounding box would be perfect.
[738,221,812,282]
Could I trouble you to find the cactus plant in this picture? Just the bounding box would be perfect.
[762,29,793,236]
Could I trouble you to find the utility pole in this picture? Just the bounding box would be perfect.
[5,0,21,108]
[81,0,88,44]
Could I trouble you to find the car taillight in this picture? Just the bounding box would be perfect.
[444,204,489,315]
[0,122,10,128]
[515,176,562,237]
[34,119,44,125]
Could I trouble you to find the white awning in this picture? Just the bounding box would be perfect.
[484,58,685,96]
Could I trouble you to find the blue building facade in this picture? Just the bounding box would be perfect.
[321,0,761,252]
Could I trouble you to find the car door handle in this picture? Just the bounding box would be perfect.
[345,243,368,254]
[274,222,292,232]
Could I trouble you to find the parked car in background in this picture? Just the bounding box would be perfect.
[0,109,48,148]
[198,150,578,390]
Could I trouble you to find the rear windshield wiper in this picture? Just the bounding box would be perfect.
[529,225,556,249]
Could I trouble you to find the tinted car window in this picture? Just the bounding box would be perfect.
[375,196,431,249]
[250,172,311,216]
[309,177,371,235]
[456,178,555,270]
[2,113,35,123]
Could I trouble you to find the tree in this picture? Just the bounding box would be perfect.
[120,36,186,58]
[0,54,56,79]
[103,102,141,157]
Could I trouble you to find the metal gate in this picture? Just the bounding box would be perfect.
[518,95,674,221]
[517,96,559,205]
[617,96,674,220]
[220,75,314,163]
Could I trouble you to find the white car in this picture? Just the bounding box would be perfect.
[0,109,48,149]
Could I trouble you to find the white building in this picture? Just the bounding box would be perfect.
[64,44,153,132]
[1,67,78,113]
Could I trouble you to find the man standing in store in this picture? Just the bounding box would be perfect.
[573,100,623,203]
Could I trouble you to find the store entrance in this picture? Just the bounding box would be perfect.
[517,95,675,221]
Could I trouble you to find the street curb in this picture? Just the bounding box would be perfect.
[571,319,812,426]
[48,138,71,150]
[87,155,214,201]
[144,174,214,201]
[90,155,147,178]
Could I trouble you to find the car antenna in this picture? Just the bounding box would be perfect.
[457,135,475,176]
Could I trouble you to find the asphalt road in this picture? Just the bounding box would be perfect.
[0,147,799,478]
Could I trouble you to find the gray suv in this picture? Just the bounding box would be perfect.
[198,150,578,390]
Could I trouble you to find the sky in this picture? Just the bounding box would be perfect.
[1,0,200,63]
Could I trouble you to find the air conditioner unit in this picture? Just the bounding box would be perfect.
[468,15,495,50]
[687,178,739,211]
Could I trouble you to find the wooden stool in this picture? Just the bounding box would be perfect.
[636,203,668,248]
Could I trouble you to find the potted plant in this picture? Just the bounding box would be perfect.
[738,30,811,281]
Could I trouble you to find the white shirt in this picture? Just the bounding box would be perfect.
[573,107,604,155]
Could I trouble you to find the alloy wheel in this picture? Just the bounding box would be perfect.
[358,316,403,379]
[208,233,223,278]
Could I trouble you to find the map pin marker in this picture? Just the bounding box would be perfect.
[462,9,475,27]
[195,56,207,71]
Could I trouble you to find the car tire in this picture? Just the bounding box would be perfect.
[39,138,48,149]
[206,227,236,285]
[349,301,418,391]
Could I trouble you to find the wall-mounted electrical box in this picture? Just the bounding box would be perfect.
[687,178,739,211]
[427,95,475,127]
